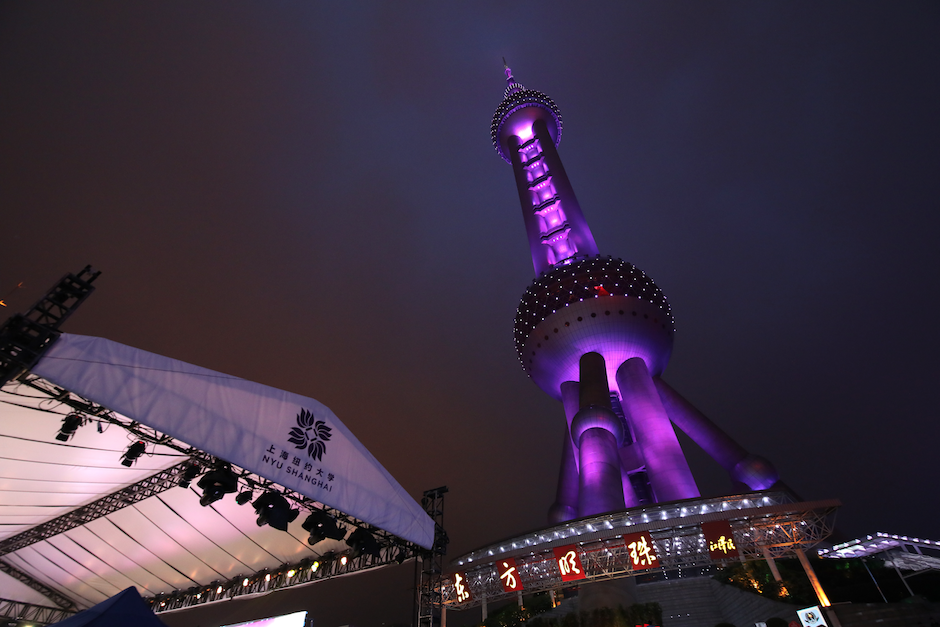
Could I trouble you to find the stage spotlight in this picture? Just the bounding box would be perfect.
[178,462,201,489]
[235,490,253,505]
[302,510,347,545]
[55,412,84,442]
[346,527,381,559]
[252,491,299,531]
[120,440,147,467]
[196,465,239,506]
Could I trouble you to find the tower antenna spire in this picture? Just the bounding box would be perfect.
[502,57,514,85]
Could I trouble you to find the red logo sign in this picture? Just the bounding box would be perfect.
[702,521,737,561]
[552,545,586,581]
[622,532,659,571]
[497,558,522,592]
[452,571,472,603]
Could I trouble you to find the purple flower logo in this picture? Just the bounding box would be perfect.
[287,408,333,461]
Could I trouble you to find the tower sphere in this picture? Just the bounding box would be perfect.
[514,256,675,400]
[491,81,563,164]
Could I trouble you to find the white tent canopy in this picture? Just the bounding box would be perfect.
[0,333,432,610]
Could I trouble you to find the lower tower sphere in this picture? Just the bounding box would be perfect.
[514,255,674,399]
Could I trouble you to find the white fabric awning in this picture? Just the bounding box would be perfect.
[31,333,433,550]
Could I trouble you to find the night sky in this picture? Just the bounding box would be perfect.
[2,3,939,626]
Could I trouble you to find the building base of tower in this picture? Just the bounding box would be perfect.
[444,491,839,619]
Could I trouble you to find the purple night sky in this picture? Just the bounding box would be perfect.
[1,3,939,626]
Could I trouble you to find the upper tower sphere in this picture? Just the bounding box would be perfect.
[491,64,563,164]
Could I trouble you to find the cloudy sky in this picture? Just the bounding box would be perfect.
[1,2,938,626]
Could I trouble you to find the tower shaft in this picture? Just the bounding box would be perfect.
[507,118,598,275]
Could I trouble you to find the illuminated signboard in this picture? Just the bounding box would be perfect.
[552,544,586,582]
[701,520,737,561]
[497,558,523,592]
[622,532,659,571]
[453,571,472,603]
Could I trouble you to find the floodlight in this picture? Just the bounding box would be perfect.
[55,413,84,442]
[235,490,253,505]
[347,527,381,559]
[252,491,299,531]
[120,440,147,466]
[179,462,201,489]
[196,465,239,506]
[302,510,346,545]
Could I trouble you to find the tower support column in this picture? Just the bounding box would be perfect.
[655,378,778,490]
[615,357,699,502]
[571,353,625,517]
[548,382,580,524]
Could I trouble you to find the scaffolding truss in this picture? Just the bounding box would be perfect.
[0,266,100,386]
[416,486,448,627]
[0,597,75,626]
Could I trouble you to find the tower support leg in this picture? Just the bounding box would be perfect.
[548,382,581,524]
[655,378,778,490]
[615,358,699,502]
[572,353,626,517]
[762,546,783,582]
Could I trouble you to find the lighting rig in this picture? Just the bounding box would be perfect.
[0,372,425,612]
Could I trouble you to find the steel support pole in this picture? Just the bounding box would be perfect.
[795,548,831,608]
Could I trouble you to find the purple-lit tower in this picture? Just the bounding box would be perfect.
[493,65,780,523]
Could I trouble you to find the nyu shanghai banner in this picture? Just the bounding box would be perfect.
[32,333,434,549]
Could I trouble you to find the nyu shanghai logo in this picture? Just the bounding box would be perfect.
[287,408,333,461]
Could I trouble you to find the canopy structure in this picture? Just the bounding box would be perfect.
[0,333,433,617]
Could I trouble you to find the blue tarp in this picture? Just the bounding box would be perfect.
[50,587,167,627]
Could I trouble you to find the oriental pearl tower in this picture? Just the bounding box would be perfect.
[493,64,780,524]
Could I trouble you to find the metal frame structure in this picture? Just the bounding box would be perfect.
[819,532,940,598]
[443,491,839,610]
[415,486,448,627]
[0,561,76,613]
[0,598,74,626]
[150,542,416,613]
[0,266,100,387]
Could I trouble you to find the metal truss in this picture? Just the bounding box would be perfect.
[0,459,200,556]
[149,542,417,614]
[0,266,100,386]
[442,492,839,610]
[0,597,75,626]
[0,560,77,611]
[416,486,448,627]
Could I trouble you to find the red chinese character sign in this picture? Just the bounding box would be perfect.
[497,558,523,592]
[623,532,659,571]
[452,571,472,603]
[552,545,586,582]
[702,521,737,561]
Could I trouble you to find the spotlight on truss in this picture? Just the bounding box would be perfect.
[235,490,253,505]
[302,510,347,545]
[55,412,85,442]
[196,464,239,506]
[252,491,299,531]
[347,527,381,559]
[179,462,201,489]
[120,440,147,467]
